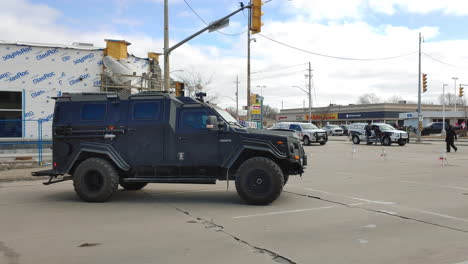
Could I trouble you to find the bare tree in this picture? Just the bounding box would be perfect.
[385,95,403,104]
[438,93,463,106]
[357,93,382,104]
[262,105,278,119]
[174,66,219,103]
[224,106,238,118]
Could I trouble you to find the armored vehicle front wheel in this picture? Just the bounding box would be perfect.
[73,158,119,202]
[120,182,148,191]
[235,157,284,205]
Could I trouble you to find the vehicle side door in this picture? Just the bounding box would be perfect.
[175,107,219,176]
[126,100,165,168]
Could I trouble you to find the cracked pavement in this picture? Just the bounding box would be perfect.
[1,140,468,264]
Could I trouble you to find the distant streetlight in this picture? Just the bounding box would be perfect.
[443,84,448,135]
[452,77,458,112]
[256,85,266,96]
[292,85,312,123]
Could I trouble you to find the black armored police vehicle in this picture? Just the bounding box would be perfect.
[33,92,307,205]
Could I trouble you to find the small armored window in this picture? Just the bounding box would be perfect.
[133,102,160,120]
[81,103,106,121]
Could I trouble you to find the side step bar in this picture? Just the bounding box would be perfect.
[123,178,216,184]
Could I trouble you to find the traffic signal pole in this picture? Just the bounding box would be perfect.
[163,2,249,92]
[247,0,252,122]
[308,62,312,123]
[417,32,422,142]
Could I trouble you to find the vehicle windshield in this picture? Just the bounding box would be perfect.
[301,123,318,129]
[379,124,395,131]
[213,106,242,127]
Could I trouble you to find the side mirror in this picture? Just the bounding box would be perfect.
[206,116,219,130]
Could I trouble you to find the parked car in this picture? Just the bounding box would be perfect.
[324,125,344,136]
[340,125,350,136]
[349,123,409,146]
[421,122,444,136]
[272,122,328,145]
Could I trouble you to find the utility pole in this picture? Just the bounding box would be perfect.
[417,32,422,142]
[281,100,283,110]
[307,62,313,123]
[163,0,170,92]
[443,84,447,134]
[235,75,239,119]
[453,77,458,112]
[246,0,252,122]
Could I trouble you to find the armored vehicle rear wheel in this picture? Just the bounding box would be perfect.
[73,158,119,202]
[235,157,284,205]
[120,182,148,191]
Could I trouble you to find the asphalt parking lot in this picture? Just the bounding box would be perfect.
[1,140,468,264]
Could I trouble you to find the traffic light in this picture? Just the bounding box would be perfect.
[175,82,185,97]
[251,0,264,34]
[250,93,258,104]
[422,73,428,93]
[460,85,464,97]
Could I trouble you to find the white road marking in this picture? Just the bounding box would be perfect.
[233,202,366,219]
[148,188,225,196]
[304,188,396,205]
[364,224,376,228]
[357,239,369,244]
[233,206,339,219]
[303,187,468,223]
[399,180,468,191]
[451,261,468,264]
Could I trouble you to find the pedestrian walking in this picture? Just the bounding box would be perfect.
[445,125,458,153]
[364,121,372,144]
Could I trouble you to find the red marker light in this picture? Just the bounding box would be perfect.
[53,162,57,168]
[108,125,115,130]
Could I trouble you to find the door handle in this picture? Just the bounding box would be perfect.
[178,136,188,140]
[127,128,137,132]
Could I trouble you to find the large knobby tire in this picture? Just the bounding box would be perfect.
[398,139,406,146]
[120,182,148,191]
[303,136,311,146]
[73,158,119,202]
[352,135,360,145]
[283,174,289,185]
[235,157,284,205]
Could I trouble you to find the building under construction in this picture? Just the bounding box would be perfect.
[0,39,164,139]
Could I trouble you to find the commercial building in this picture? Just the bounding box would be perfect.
[277,103,466,126]
[0,39,163,139]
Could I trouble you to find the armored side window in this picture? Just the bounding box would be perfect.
[133,102,160,120]
[81,103,106,121]
[179,109,209,131]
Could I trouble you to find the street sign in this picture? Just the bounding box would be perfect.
[252,105,261,110]
[251,114,261,120]
[252,109,261,115]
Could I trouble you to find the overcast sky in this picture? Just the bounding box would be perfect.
[2,0,468,110]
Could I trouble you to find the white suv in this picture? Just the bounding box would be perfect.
[272,122,328,146]
[324,125,344,136]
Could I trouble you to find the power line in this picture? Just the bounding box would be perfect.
[182,0,246,37]
[251,63,307,74]
[422,52,468,68]
[257,34,418,61]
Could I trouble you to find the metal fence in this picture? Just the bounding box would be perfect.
[0,119,52,165]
